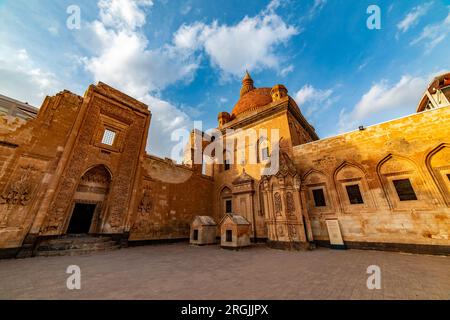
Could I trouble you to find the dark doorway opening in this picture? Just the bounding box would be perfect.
[225,199,232,213]
[226,230,233,242]
[67,203,96,234]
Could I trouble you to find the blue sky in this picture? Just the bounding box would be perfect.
[0,0,449,158]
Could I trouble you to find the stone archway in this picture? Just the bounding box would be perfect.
[66,165,112,234]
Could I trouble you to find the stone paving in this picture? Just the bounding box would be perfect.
[0,243,449,300]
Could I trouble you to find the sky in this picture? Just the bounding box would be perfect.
[0,0,449,159]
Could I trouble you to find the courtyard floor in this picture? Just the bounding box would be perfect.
[0,243,449,300]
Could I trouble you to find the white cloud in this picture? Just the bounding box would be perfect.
[0,45,60,106]
[309,0,327,19]
[397,2,433,33]
[84,0,199,97]
[81,0,197,159]
[98,0,153,30]
[180,3,192,15]
[265,0,281,13]
[294,84,336,117]
[141,94,191,159]
[338,75,428,132]
[410,10,450,53]
[172,2,298,76]
[173,22,206,51]
[279,64,294,77]
[80,0,299,158]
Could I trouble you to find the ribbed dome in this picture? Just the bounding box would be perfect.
[232,87,273,117]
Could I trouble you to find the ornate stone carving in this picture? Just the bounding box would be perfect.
[0,165,36,206]
[274,192,282,215]
[276,225,284,236]
[286,192,295,214]
[81,166,111,185]
[289,225,297,236]
[138,189,153,213]
[278,151,297,177]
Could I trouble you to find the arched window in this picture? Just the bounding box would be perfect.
[334,162,375,213]
[378,155,431,210]
[302,169,333,215]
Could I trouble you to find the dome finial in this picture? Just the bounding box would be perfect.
[243,70,252,82]
[240,70,255,97]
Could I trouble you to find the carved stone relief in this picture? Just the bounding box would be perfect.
[286,192,295,214]
[138,188,153,213]
[0,165,37,207]
[274,192,282,215]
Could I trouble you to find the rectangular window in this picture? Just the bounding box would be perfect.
[393,179,418,201]
[193,230,199,241]
[225,200,232,213]
[101,129,116,146]
[226,230,232,242]
[346,184,364,204]
[312,189,326,207]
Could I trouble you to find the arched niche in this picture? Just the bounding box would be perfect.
[426,144,450,206]
[302,169,334,216]
[377,155,431,210]
[65,164,112,234]
[334,162,375,213]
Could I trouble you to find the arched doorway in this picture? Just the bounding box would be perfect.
[66,165,112,234]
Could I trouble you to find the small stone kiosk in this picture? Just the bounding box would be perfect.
[190,216,217,245]
[219,213,252,249]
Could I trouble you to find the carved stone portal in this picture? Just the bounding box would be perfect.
[261,150,312,249]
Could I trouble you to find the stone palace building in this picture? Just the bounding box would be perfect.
[0,72,449,258]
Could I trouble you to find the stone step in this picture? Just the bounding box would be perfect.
[34,235,120,257]
[41,236,113,245]
[37,240,118,251]
[35,245,121,257]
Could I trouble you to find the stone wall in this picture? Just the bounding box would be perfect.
[0,90,83,249]
[293,106,450,250]
[129,155,214,242]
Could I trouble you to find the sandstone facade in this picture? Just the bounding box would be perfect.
[0,72,449,258]
[0,83,212,257]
